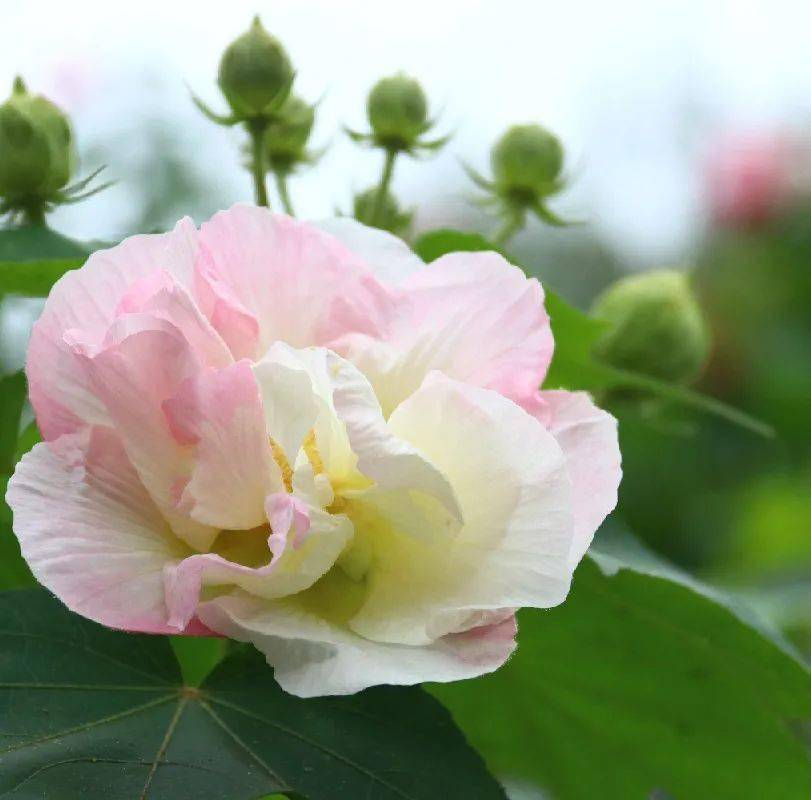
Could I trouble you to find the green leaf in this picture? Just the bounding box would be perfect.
[13,420,41,464]
[0,588,506,800]
[412,228,497,263]
[431,527,811,800]
[0,226,91,262]
[411,228,772,436]
[0,373,35,590]
[0,474,35,590]
[0,257,84,298]
[0,226,91,298]
[0,370,26,474]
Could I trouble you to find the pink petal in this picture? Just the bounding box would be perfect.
[541,390,622,566]
[162,361,283,530]
[266,492,312,554]
[71,315,216,551]
[401,251,554,401]
[194,247,261,360]
[114,269,233,369]
[340,250,554,415]
[196,205,397,353]
[27,218,199,441]
[5,427,190,634]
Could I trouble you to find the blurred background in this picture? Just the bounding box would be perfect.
[1,0,809,653]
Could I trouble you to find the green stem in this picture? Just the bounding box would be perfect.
[371,148,397,227]
[21,203,47,227]
[493,213,523,247]
[274,170,295,216]
[247,119,270,208]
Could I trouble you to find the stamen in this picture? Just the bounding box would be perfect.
[303,429,325,475]
[269,437,293,492]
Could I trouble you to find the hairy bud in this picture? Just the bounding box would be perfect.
[592,269,710,384]
[218,16,293,118]
[491,124,563,200]
[265,96,314,172]
[0,77,75,205]
[367,74,428,151]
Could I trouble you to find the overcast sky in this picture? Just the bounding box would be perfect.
[2,0,810,264]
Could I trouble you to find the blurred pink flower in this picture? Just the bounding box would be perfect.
[7,206,620,696]
[706,131,806,228]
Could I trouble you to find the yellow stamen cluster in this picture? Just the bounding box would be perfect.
[269,437,293,492]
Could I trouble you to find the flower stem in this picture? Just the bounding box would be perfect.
[371,147,397,227]
[247,119,270,208]
[274,170,295,216]
[493,213,523,247]
[21,203,47,227]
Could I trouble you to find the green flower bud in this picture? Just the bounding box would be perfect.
[0,77,75,203]
[218,16,293,118]
[367,74,428,150]
[592,269,710,384]
[491,124,564,199]
[353,186,412,237]
[265,96,314,171]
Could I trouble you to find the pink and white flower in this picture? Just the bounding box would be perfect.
[6,205,621,697]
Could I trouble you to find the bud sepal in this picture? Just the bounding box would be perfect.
[466,123,575,244]
[352,185,413,238]
[0,77,109,224]
[347,73,449,157]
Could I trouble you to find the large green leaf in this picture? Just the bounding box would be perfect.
[431,527,811,800]
[0,474,34,590]
[0,589,506,800]
[0,226,91,298]
[0,372,35,590]
[0,371,26,475]
[412,229,772,436]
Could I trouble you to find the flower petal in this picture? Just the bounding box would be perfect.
[162,360,283,530]
[5,427,189,633]
[198,589,516,697]
[260,344,461,520]
[329,351,461,520]
[314,217,423,284]
[164,507,352,631]
[252,345,321,468]
[71,315,216,551]
[541,390,622,566]
[348,372,574,645]
[197,206,397,355]
[114,269,233,369]
[342,250,554,415]
[27,218,199,440]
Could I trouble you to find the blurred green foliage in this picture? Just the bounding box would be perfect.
[433,527,811,800]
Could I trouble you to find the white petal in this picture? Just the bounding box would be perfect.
[164,507,352,630]
[349,372,574,645]
[313,217,423,284]
[198,589,516,697]
[541,390,622,566]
